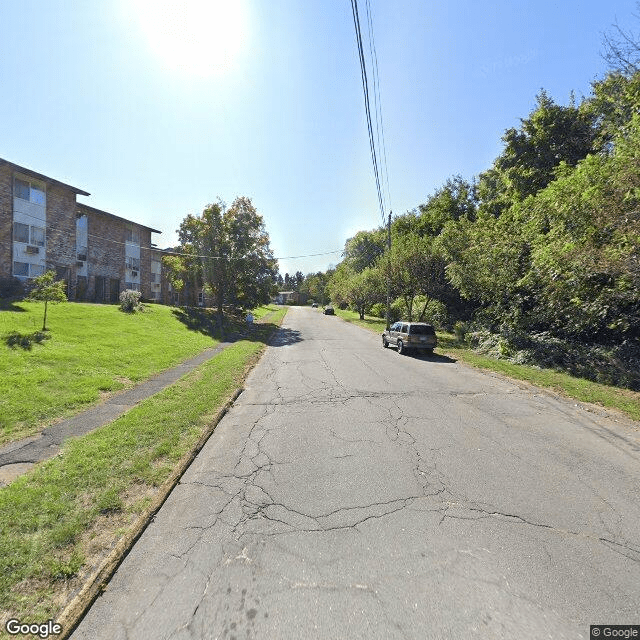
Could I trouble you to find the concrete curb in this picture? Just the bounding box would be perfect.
[56,386,244,639]
[56,309,287,639]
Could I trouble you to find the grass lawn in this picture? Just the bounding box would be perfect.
[0,302,267,445]
[0,307,287,633]
[333,308,640,421]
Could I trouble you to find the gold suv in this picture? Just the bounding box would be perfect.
[382,322,437,355]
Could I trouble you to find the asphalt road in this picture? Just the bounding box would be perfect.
[72,307,640,640]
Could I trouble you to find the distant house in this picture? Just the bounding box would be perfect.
[0,157,161,302]
[276,291,307,305]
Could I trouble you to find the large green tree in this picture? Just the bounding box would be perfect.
[478,90,597,216]
[177,197,276,319]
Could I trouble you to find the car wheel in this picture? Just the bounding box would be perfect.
[382,336,389,348]
[425,348,433,355]
[397,339,405,355]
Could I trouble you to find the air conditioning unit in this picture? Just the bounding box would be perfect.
[77,254,87,261]
[76,261,84,267]
[25,245,39,254]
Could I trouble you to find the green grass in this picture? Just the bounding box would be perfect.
[0,308,286,630]
[0,302,271,445]
[251,303,281,320]
[333,308,640,421]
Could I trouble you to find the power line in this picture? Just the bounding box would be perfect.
[350,0,387,226]
[364,0,392,212]
[10,208,343,261]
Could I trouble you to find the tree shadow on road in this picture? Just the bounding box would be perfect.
[266,326,303,347]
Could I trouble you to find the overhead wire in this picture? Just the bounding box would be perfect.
[363,0,392,213]
[9,208,343,263]
[350,0,387,226]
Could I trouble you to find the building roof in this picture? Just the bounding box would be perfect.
[0,157,91,196]
[77,203,162,234]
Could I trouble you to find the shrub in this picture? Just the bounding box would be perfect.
[369,302,386,318]
[454,321,468,343]
[119,289,143,313]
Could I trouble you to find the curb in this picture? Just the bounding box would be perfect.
[56,387,244,639]
[56,308,287,638]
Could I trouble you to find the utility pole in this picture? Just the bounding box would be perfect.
[385,210,391,331]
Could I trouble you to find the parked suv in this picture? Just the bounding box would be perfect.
[382,322,437,355]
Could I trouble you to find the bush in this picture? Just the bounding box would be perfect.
[119,289,143,313]
[467,329,640,390]
[454,321,468,343]
[369,302,386,318]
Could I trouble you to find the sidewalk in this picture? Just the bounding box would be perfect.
[0,340,236,487]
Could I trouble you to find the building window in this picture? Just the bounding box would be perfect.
[13,222,29,243]
[13,222,45,246]
[13,261,29,276]
[31,264,45,277]
[198,292,204,306]
[31,226,45,247]
[125,225,140,245]
[14,177,46,205]
[77,246,88,261]
[125,256,140,270]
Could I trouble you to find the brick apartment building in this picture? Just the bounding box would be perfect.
[0,157,164,303]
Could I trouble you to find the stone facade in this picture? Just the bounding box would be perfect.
[0,158,161,303]
[0,164,12,281]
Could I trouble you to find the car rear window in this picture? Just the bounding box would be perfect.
[409,324,435,335]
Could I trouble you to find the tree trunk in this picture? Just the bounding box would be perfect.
[42,300,48,331]
[418,297,430,322]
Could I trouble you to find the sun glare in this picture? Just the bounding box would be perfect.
[133,0,247,76]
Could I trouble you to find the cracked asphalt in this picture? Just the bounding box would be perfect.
[71,307,640,640]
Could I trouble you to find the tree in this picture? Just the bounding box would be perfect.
[161,254,187,297]
[342,229,386,273]
[478,90,597,216]
[176,197,277,320]
[328,264,383,319]
[27,271,67,330]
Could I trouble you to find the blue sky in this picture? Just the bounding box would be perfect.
[0,1,636,276]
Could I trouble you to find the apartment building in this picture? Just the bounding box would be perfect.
[0,157,162,302]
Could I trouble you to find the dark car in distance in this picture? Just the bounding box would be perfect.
[323,306,335,315]
[382,322,437,355]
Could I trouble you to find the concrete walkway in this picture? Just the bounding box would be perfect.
[0,340,237,487]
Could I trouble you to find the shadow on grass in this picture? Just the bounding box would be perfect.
[171,307,245,339]
[171,307,303,348]
[4,330,50,350]
[0,299,28,312]
[352,317,386,328]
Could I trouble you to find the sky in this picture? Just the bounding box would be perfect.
[0,0,637,276]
